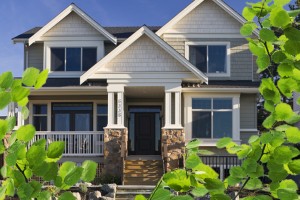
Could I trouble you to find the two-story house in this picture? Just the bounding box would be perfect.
[11,0,259,185]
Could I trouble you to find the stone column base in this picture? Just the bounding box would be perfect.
[161,129,185,172]
[103,128,128,178]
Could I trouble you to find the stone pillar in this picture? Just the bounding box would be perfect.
[161,129,185,172]
[103,128,128,178]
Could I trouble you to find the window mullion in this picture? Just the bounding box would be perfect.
[207,45,209,73]
[81,48,83,71]
[64,48,67,71]
[211,98,213,139]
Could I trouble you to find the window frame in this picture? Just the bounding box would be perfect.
[32,104,48,131]
[44,41,104,77]
[185,41,231,77]
[184,93,240,146]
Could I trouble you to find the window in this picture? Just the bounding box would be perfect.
[192,98,232,139]
[50,47,97,72]
[97,105,108,131]
[33,104,47,131]
[52,103,93,131]
[186,42,229,75]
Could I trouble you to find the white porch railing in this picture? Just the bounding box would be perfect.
[29,131,104,156]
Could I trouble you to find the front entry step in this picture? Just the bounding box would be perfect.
[123,157,163,185]
[116,185,155,200]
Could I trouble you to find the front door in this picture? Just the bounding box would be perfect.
[135,113,156,155]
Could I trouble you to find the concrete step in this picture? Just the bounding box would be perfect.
[116,185,155,200]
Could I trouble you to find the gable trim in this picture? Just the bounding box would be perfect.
[28,4,117,46]
[156,0,259,36]
[80,26,208,84]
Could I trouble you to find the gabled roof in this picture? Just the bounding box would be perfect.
[28,3,117,45]
[80,26,208,84]
[156,0,259,36]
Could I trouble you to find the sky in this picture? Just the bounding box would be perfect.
[0,0,277,116]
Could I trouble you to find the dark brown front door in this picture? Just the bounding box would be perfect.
[135,113,156,155]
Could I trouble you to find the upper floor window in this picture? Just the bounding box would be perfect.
[186,42,230,76]
[33,104,47,131]
[51,47,97,72]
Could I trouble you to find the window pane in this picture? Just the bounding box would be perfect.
[213,112,232,138]
[75,113,90,131]
[53,103,92,111]
[97,105,108,115]
[97,116,107,131]
[189,46,207,73]
[33,105,47,114]
[54,114,70,131]
[192,111,211,138]
[192,98,211,109]
[51,48,65,71]
[213,99,232,109]
[82,48,97,71]
[33,116,47,131]
[208,45,227,73]
[66,48,81,71]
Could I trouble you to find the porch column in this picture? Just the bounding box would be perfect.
[107,92,115,126]
[165,92,172,127]
[117,92,124,126]
[175,91,181,126]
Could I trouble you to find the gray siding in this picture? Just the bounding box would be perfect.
[28,43,43,71]
[29,95,107,101]
[163,37,253,81]
[240,94,257,129]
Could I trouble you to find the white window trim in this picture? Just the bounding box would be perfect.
[185,41,231,77]
[44,41,104,77]
[184,93,240,145]
[29,100,107,132]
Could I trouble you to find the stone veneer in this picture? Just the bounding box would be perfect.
[103,128,128,177]
[161,129,185,172]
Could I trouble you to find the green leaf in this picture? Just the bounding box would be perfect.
[240,22,257,36]
[16,124,35,142]
[2,178,14,197]
[0,119,8,140]
[47,141,65,159]
[260,132,273,144]
[59,161,76,178]
[256,55,270,72]
[5,153,17,166]
[264,100,274,112]
[35,69,49,89]
[0,92,11,110]
[194,163,219,180]
[12,170,26,187]
[286,127,300,143]
[284,27,300,41]
[227,176,242,186]
[249,42,266,57]
[151,188,171,200]
[277,189,298,200]
[216,137,232,148]
[284,40,300,55]
[0,72,13,89]
[288,159,300,174]
[211,194,231,200]
[274,0,290,7]
[248,135,259,144]
[186,139,201,149]
[277,63,293,77]
[186,153,201,169]
[244,178,262,190]
[242,158,258,173]
[260,28,276,42]
[270,8,290,28]
[287,9,300,17]
[64,166,83,186]
[191,187,208,197]
[272,50,287,63]
[37,191,51,200]
[58,192,76,200]
[17,183,34,199]
[273,146,293,164]
[135,195,148,200]
[6,116,16,132]
[230,166,246,179]
[11,86,30,102]
[21,106,29,120]
[262,114,276,129]
[262,19,271,28]
[43,162,59,181]
[163,169,192,192]
[204,178,225,193]
[26,145,46,168]
[198,149,214,155]
[81,160,98,182]
[29,181,42,198]
[274,103,294,122]
[0,187,6,200]
[242,7,256,21]
[22,67,40,87]
[237,144,251,159]
[259,78,280,103]
[18,97,28,107]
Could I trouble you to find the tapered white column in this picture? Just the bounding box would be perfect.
[165,92,172,127]
[107,92,115,126]
[175,92,181,126]
[117,92,124,126]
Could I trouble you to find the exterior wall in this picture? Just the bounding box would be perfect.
[163,37,253,80]
[44,12,101,37]
[166,0,241,34]
[27,43,44,71]
[29,95,107,101]
[102,35,188,72]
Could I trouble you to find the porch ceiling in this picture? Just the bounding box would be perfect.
[125,86,164,98]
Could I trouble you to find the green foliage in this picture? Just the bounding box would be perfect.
[144,0,300,199]
[0,69,97,199]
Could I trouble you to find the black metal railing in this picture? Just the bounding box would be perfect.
[200,156,242,180]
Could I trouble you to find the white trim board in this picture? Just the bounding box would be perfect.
[28,3,117,46]
[156,0,259,37]
[80,26,208,84]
